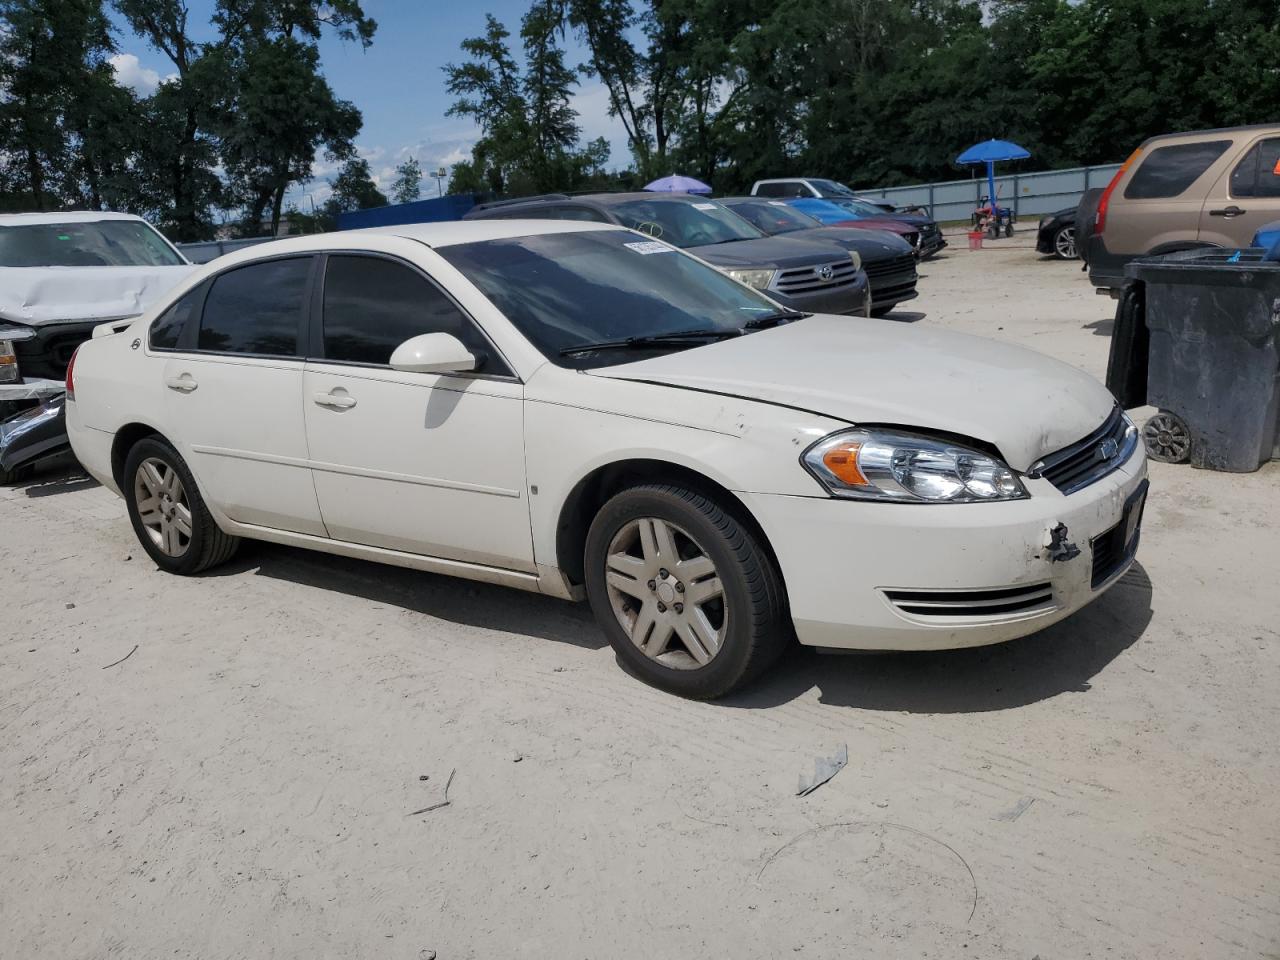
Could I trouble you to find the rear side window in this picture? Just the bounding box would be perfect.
[1124,140,1232,199]
[149,283,205,350]
[754,182,786,197]
[551,206,610,222]
[1230,138,1280,198]
[199,257,310,356]
[321,255,502,371]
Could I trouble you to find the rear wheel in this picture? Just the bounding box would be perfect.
[584,484,789,699]
[124,437,239,574]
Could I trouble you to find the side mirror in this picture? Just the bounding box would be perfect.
[389,332,477,374]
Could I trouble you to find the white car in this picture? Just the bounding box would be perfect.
[66,221,1148,698]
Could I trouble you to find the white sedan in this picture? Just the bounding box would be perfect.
[66,221,1147,698]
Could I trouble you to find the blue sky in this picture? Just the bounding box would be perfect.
[107,0,631,209]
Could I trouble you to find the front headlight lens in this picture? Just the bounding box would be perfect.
[802,429,1029,503]
[0,339,19,383]
[723,267,776,291]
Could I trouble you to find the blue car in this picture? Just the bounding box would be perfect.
[786,198,946,258]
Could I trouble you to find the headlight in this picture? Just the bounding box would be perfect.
[802,429,1029,503]
[0,339,19,383]
[723,267,776,291]
[848,250,862,272]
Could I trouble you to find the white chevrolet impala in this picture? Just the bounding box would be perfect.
[66,221,1147,698]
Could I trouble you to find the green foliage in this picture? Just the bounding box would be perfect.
[391,157,424,204]
[324,157,387,214]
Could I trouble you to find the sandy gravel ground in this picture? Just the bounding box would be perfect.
[3,241,1279,960]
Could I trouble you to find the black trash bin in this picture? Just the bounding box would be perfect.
[1107,248,1280,472]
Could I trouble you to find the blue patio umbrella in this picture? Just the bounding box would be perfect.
[643,174,713,194]
[956,139,1030,213]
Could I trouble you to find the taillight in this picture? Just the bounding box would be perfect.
[1094,147,1142,236]
[65,346,79,401]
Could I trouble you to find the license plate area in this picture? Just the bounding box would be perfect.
[1090,479,1148,589]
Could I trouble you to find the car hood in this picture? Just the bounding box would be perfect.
[798,227,914,257]
[589,315,1115,471]
[0,265,196,327]
[687,236,849,270]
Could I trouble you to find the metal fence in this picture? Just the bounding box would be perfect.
[855,163,1122,223]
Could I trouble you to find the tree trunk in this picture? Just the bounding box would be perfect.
[271,183,286,236]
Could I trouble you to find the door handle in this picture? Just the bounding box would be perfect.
[1209,205,1246,217]
[165,374,198,393]
[313,392,356,410]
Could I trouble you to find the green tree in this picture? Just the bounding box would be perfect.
[391,157,423,203]
[325,157,387,213]
[0,0,125,210]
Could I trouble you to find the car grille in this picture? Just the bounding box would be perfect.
[1029,407,1137,495]
[772,258,859,295]
[882,583,1056,621]
[12,322,100,380]
[864,252,917,281]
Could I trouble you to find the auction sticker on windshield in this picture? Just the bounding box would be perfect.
[624,240,673,255]
[692,203,717,210]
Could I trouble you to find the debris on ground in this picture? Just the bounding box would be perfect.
[408,768,456,816]
[992,797,1036,822]
[796,744,848,797]
[101,644,139,670]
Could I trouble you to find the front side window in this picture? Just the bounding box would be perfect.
[321,255,498,369]
[198,257,310,356]
[1230,138,1280,198]
[608,199,763,248]
[551,206,610,223]
[0,219,186,267]
[1124,140,1232,199]
[149,283,206,350]
[437,230,784,370]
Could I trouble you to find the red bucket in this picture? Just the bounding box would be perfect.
[968,230,984,250]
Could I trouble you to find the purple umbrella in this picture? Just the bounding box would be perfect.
[643,174,712,194]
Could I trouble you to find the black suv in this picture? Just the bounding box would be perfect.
[463,193,870,317]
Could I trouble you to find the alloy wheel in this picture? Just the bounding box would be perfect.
[134,457,193,557]
[603,517,727,670]
[1055,226,1077,259]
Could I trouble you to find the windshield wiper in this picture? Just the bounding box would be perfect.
[742,310,810,330]
[559,328,742,357]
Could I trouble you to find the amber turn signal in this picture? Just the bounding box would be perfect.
[821,441,868,486]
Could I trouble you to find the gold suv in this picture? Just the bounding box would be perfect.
[1085,124,1280,292]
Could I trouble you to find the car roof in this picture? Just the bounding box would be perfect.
[1141,124,1280,149]
[0,210,155,226]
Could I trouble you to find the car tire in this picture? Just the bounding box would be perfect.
[584,483,789,699]
[870,305,894,318]
[1052,225,1077,260]
[123,436,239,574]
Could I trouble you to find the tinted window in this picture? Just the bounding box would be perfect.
[436,230,782,370]
[727,200,820,235]
[754,182,786,197]
[608,198,762,248]
[1230,138,1280,198]
[0,219,185,267]
[551,205,610,222]
[149,283,205,349]
[322,255,496,368]
[1124,141,1231,199]
[199,257,309,356]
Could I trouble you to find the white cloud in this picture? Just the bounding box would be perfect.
[571,82,632,167]
[110,53,176,96]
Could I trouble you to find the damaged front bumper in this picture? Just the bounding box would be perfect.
[738,441,1149,651]
[0,393,69,476]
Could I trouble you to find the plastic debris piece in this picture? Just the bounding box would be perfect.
[993,796,1035,822]
[797,744,848,797]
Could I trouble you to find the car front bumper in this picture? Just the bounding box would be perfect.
[771,270,871,317]
[739,443,1148,651]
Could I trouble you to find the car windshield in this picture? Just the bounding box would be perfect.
[727,200,821,235]
[437,230,787,369]
[827,197,889,217]
[607,198,762,248]
[0,220,185,267]
[809,179,859,198]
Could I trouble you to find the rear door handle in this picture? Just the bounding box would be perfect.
[1209,205,1246,217]
[313,392,356,410]
[165,374,197,393]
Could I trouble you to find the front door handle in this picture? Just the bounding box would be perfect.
[313,392,356,410]
[1209,205,1246,217]
[165,374,198,393]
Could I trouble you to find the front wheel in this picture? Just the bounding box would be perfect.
[124,436,240,574]
[1053,225,1077,259]
[584,484,789,699]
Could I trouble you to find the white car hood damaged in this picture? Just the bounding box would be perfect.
[0,265,196,326]
[590,314,1116,471]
